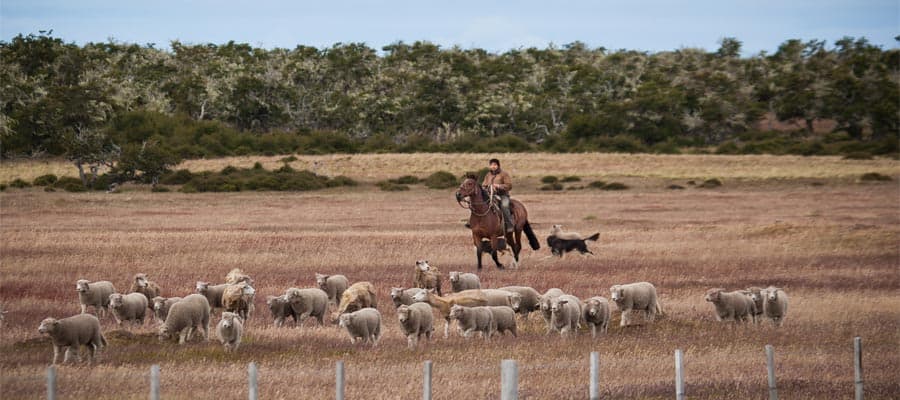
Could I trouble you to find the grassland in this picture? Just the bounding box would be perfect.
[1,153,898,399]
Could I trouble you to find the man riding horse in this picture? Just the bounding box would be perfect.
[482,158,514,233]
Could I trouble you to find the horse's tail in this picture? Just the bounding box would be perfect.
[523,222,540,250]
[586,232,600,242]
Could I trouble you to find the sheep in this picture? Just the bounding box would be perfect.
[216,311,244,352]
[414,260,443,296]
[158,294,210,344]
[333,281,377,321]
[225,268,253,285]
[610,282,662,327]
[449,305,495,340]
[413,289,489,338]
[550,295,582,337]
[152,296,182,322]
[338,308,382,346]
[397,303,434,349]
[582,296,612,338]
[448,271,481,292]
[390,287,426,308]
[76,279,116,317]
[488,306,518,337]
[538,288,566,333]
[266,295,298,327]
[284,288,329,327]
[481,289,521,309]
[498,286,542,318]
[742,286,765,322]
[315,273,350,306]
[129,273,161,308]
[704,288,756,323]
[108,292,148,328]
[38,314,107,365]
[222,282,256,322]
[196,281,228,313]
[757,287,789,327]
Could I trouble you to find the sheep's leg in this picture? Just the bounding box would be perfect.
[444,318,451,339]
[62,346,73,363]
[52,345,61,364]
[178,329,188,344]
[407,335,415,349]
[81,304,87,314]
[591,324,597,339]
[201,324,209,341]
[88,343,97,364]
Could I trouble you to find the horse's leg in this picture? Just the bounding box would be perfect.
[490,250,504,269]
[476,246,484,270]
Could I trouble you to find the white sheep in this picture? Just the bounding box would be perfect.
[158,294,210,344]
[414,260,443,296]
[448,271,481,292]
[449,305,495,340]
[222,282,256,322]
[582,296,612,338]
[397,303,434,349]
[742,286,764,322]
[316,273,350,307]
[285,287,329,327]
[481,289,521,309]
[339,308,382,346]
[538,288,566,333]
[610,282,662,326]
[757,287,789,327]
[391,287,426,308]
[38,314,107,365]
[705,288,756,323]
[498,286,542,318]
[216,311,244,352]
[108,293,148,328]
[152,296,182,322]
[196,281,228,313]
[550,295,581,337]
[129,273,161,308]
[266,295,298,327]
[488,306,517,337]
[76,279,116,317]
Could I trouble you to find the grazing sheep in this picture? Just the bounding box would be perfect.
[498,286,542,318]
[391,287,426,308]
[449,305,495,340]
[413,289,490,338]
[266,295,299,327]
[448,271,481,292]
[152,296,182,322]
[129,273,161,308]
[481,289,521,309]
[397,303,434,349]
[38,314,107,365]
[758,287,789,327]
[334,281,378,321]
[705,289,757,323]
[414,260,443,296]
[610,282,662,327]
[550,295,582,337]
[315,273,350,306]
[339,308,382,346]
[76,279,116,317]
[108,293,148,328]
[582,297,612,338]
[742,286,765,321]
[538,288,566,333]
[222,282,256,322]
[216,312,244,352]
[225,268,253,285]
[488,306,517,337]
[284,288,329,327]
[158,294,210,344]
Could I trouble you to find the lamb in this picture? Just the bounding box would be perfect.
[390,287,426,308]
[610,282,662,327]
[397,303,434,349]
[129,273,161,308]
[196,281,228,313]
[448,271,481,292]
[757,287,789,327]
[338,308,382,346]
[266,295,299,327]
[583,296,612,338]
[704,288,756,323]
[742,286,765,322]
[448,305,495,340]
[108,293,148,328]
[152,296,182,322]
[38,314,107,365]
[225,268,253,285]
[284,287,329,327]
[488,306,517,337]
[76,279,116,317]
[222,281,256,322]
[158,294,210,344]
[413,289,489,338]
[550,295,582,337]
[315,273,349,306]
[333,281,377,321]
[498,286,542,318]
[216,311,244,352]
[414,260,443,296]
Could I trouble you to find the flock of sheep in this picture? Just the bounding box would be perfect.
[36,257,790,365]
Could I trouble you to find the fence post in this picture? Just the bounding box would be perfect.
[423,360,433,400]
[501,359,518,400]
[854,337,863,400]
[47,366,57,400]
[336,360,345,400]
[248,362,258,400]
[766,345,778,400]
[590,352,600,400]
[150,364,160,400]
[674,349,685,400]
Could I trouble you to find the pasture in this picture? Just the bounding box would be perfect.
[1,153,898,399]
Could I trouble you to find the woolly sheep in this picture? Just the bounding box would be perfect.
[414,260,443,296]
[498,286,542,318]
[413,289,489,338]
[129,273,161,308]
[550,295,581,337]
[480,289,521,310]
[266,295,298,327]
[488,306,517,337]
[391,287,425,308]
[339,308,382,346]
[158,294,210,344]
[315,273,350,306]
[196,281,228,312]
[222,282,256,322]
[538,288,566,333]
[284,288,329,327]
[152,296,182,322]
[76,279,116,317]
[582,296,612,338]
[38,314,107,365]
[449,305,495,340]
[108,293,148,328]
[610,282,662,327]
[742,286,764,321]
[757,287,789,327]
[397,303,434,349]
[705,288,756,323]
[448,271,481,292]
[225,268,253,285]
[334,281,377,321]
[216,311,244,352]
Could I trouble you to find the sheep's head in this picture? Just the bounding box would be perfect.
[284,288,303,303]
[449,272,460,283]
[196,281,209,293]
[540,297,552,312]
[415,260,431,272]
[134,273,149,288]
[765,288,779,302]
[221,312,238,328]
[157,324,173,341]
[508,293,522,312]
[449,305,464,320]
[152,297,166,311]
[76,280,91,293]
[315,273,329,289]
[610,286,624,302]
[109,293,125,308]
[551,298,569,313]
[390,287,404,300]
[38,318,59,335]
[411,289,429,303]
[586,300,602,316]
[240,283,256,297]
[397,305,411,323]
[704,289,724,303]
[338,313,352,328]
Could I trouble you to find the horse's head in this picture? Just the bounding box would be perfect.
[456,173,482,204]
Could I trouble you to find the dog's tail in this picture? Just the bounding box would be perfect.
[586,232,600,242]
[523,222,540,250]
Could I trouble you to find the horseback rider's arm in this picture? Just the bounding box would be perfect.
[495,171,512,192]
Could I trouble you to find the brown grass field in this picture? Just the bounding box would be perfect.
[1,153,898,399]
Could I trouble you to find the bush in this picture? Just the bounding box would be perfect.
[843,152,873,160]
[9,178,30,188]
[377,181,410,191]
[587,181,607,189]
[61,181,88,192]
[252,162,264,170]
[699,178,723,188]
[221,165,239,175]
[279,155,298,163]
[540,176,559,184]
[423,171,458,189]
[601,182,629,190]
[160,169,194,185]
[860,172,892,181]
[390,175,421,185]
[560,176,581,183]
[566,185,583,190]
[33,174,58,186]
[540,183,563,191]
[0,184,6,191]
[667,184,685,190]
[151,186,171,192]
[327,175,358,187]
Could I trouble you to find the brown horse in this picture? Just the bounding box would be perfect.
[456,173,540,270]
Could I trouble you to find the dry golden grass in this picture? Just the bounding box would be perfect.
[1,155,899,399]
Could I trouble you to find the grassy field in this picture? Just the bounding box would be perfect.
[1,153,898,399]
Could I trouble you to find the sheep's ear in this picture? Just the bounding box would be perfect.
[559,299,569,305]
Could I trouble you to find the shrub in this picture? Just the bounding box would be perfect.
[566,185,583,190]
[560,176,581,183]
[541,176,559,184]
[699,178,723,188]
[423,171,458,189]
[61,181,88,192]
[33,174,58,186]
[587,181,607,189]
[44,186,56,192]
[667,184,685,190]
[53,177,84,189]
[327,175,358,187]
[601,182,629,190]
[9,178,30,188]
[91,174,116,191]
[221,166,239,175]
[0,184,6,191]
[279,156,298,163]
[377,181,410,191]
[252,162,264,170]
[179,184,198,193]
[860,172,892,182]
[390,175,420,185]
[540,183,563,191]
[151,186,171,192]
[160,169,194,185]
[843,152,873,160]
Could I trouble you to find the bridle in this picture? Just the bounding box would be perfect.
[457,178,497,217]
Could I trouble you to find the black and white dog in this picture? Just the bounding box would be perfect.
[546,224,600,258]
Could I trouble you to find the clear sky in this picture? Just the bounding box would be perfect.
[1,0,897,55]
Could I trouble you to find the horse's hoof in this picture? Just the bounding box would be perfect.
[496,264,505,270]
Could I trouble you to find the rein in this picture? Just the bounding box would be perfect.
[459,180,499,218]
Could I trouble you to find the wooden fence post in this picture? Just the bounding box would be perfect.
[590,352,600,400]
[501,359,518,400]
[248,362,258,400]
[423,360,433,400]
[854,337,863,400]
[150,364,160,400]
[47,366,56,400]
[674,349,685,400]
[336,360,345,400]
[766,345,778,400]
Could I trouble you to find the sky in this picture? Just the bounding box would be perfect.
[1,0,897,55]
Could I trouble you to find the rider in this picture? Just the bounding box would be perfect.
[482,158,514,233]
